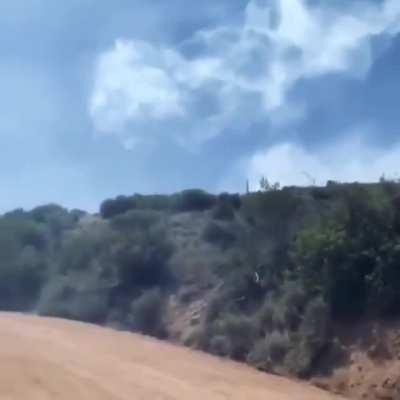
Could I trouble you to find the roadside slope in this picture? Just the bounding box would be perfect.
[0,313,343,399]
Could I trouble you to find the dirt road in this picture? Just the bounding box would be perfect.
[0,313,344,399]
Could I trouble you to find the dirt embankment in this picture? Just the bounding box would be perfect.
[0,313,343,400]
[312,322,400,400]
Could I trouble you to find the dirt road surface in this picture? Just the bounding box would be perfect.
[0,313,344,399]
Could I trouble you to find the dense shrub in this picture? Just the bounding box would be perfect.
[209,314,258,360]
[37,278,109,323]
[279,282,308,330]
[0,247,47,310]
[208,335,232,357]
[241,189,301,228]
[365,241,400,315]
[100,196,136,219]
[255,282,308,334]
[241,189,302,256]
[30,204,73,228]
[205,291,228,323]
[293,184,400,318]
[203,222,236,249]
[101,195,175,217]
[30,204,76,240]
[299,297,330,349]
[0,213,49,310]
[132,194,171,211]
[311,187,331,200]
[247,339,272,371]
[30,204,66,223]
[210,259,269,317]
[218,193,241,210]
[69,209,87,222]
[110,210,162,232]
[0,213,47,250]
[264,331,290,364]
[171,189,216,212]
[212,201,235,221]
[257,300,278,334]
[58,220,114,274]
[247,331,291,371]
[106,209,175,294]
[114,234,173,289]
[284,298,330,377]
[129,289,166,338]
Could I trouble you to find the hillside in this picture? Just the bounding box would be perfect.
[1,182,400,399]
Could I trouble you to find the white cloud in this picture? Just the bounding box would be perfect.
[89,0,400,148]
[244,0,400,107]
[246,134,400,190]
[90,39,185,136]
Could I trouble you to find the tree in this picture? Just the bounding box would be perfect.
[259,176,280,191]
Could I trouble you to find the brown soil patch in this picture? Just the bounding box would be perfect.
[0,313,343,399]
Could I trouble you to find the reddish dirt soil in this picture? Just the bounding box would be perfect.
[0,313,344,399]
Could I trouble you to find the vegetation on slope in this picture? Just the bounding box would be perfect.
[1,183,400,381]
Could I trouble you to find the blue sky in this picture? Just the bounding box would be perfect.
[1,0,400,212]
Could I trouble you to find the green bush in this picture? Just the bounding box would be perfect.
[212,201,235,221]
[247,331,291,371]
[202,222,236,249]
[267,335,290,363]
[205,292,227,323]
[110,210,162,232]
[257,300,277,334]
[100,195,136,219]
[129,289,166,338]
[30,204,76,239]
[210,314,258,360]
[241,189,301,230]
[132,194,172,211]
[293,183,400,318]
[279,281,308,330]
[0,248,47,311]
[284,340,314,378]
[284,297,330,377]
[58,220,114,274]
[247,339,272,371]
[208,335,232,357]
[211,260,267,315]
[0,213,49,310]
[311,187,331,200]
[0,213,47,251]
[113,226,174,290]
[255,282,307,335]
[365,240,400,315]
[37,278,109,323]
[30,204,67,223]
[299,297,330,349]
[69,209,87,222]
[218,193,241,210]
[171,189,216,212]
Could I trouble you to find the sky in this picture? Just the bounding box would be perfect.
[1,0,400,212]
